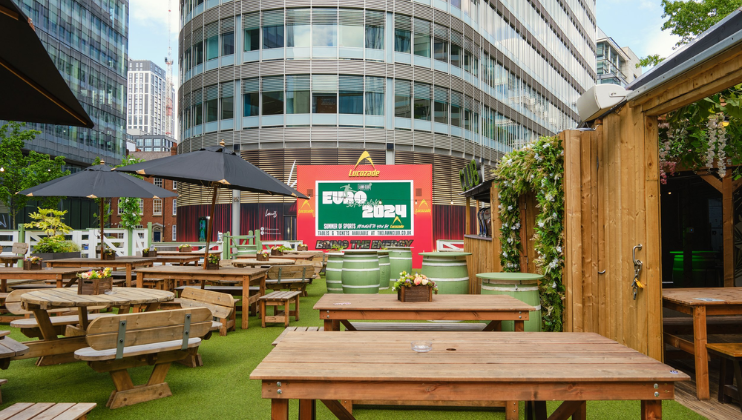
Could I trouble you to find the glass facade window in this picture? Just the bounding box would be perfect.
[243,12,260,51]
[194,37,204,65]
[242,78,259,117]
[220,82,234,120]
[434,25,448,62]
[394,79,411,118]
[221,18,235,56]
[413,19,431,58]
[193,89,203,125]
[451,31,462,68]
[205,23,218,61]
[312,8,337,47]
[339,76,363,114]
[153,199,162,216]
[263,10,284,49]
[450,91,463,128]
[286,75,310,114]
[312,74,338,113]
[173,199,177,216]
[339,9,363,48]
[365,11,384,49]
[205,85,218,122]
[434,87,448,124]
[394,15,411,53]
[365,76,385,116]
[286,9,310,48]
[414,83,431,121]
[154,177,163,188]
[262,76,284,115]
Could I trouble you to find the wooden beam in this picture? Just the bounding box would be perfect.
[723,173,734,287]
[700,175,723,193]
[321,400,355,420]
[465,197,471,235]
[0,4,19,19]
[644,68,742,116]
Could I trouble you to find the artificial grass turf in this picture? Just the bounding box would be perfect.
[0,278,705,419]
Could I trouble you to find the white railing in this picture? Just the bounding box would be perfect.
[261,241,304,250]
[436,239,465,252]
[0,231,20,255]
[0,228,150,257]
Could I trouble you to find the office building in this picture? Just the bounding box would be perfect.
[176,0,597,242]
[128,131,178,153]
[127,59,176,137]
[596,27,641,87]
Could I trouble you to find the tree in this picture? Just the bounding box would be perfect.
[0,122,69,228]
[115,156,146,230]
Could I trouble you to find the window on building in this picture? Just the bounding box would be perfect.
[194,31,204,65]
[339,75,363,114]
[394,79,411,118]
[312,8,337,47]
[221,82,234,119]
[286,9,310,48]
[205,23,219,61]
[193,89,203,125]
[138,199,144,215]
[242,78,259,117]
[221,18,235,55]
[243,12,260,51]
[173,199,177,215]
[154,177,163,188]
[117,198,123,215]
[451,31,462,68]
[205,85,218,123]
[263,10,284,49]
[434,87,448,124]
[451,91,463,128]
[413,19,431,57]
[434,25,448,62]
[286,75,310,114]
[312,74,337,114]
[339,9,363,48]
[153,199,162,215]
[414,83,431,121]
[365,76,384,116]
[262,76,284,115]
[394,15,411,53]
[172,225,177,241]
[365,11,384,49]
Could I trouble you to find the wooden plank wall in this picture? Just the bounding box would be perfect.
[518,192,539,275]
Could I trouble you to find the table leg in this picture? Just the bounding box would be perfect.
[323,319,340,331]
[693,305,709,399]
[641,400,662,419]
[505,400,518,420]
[144,303,161,312]
[482,320,501,331]
[299,399,316,420]
[78,309,90,331]
[126,264,132,287]
[242,277,250,330]
[1,279,6,294]
[514,320,525,332]
[271,399,289,420]
[56,276,63,288]
[31,309,58,341]
[136,272,144,288]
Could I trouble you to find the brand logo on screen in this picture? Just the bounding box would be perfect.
[265,210,277,219]
[298,200,315,215]
[390,216,405,228]
[415,199,431,214]
[348,151,380,177]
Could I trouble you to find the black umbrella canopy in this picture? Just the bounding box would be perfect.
[114,144,308,199]
[0,0,94,128]
[20,165,177,199]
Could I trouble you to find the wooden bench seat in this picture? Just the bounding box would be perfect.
[265,265,313,296]
[272,326,324,346]
[177,288,235,337]
[11,313,114,329]
[73,308,212,409]
[259,291,301,328]
[707,343,742,411]
[0,330,29,403]
[0,402,96,420]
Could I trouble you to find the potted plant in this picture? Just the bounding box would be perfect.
[25,208,81,265]
[100,247,116,260]
[256,249,271,261]
[77,267,113,295]
[142,247,158,257]
[179,244,192,253]
[297,244,309,251]
[206,253,220,270]
[270,245,284,256]
[23,256,43,271]
[393,271,438,302]
[331,244,345,252]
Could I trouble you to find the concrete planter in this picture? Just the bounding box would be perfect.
[31,252,81,267]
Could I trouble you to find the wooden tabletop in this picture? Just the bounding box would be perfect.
[156,250,219,256]
[246,252,314,260]
[21,287,173,309]
[231,258,295,267]
[662,288,742,306]
[0,256,22,261]
[0,267,87,277]
[134,265,267,277]
[314,293,536,313]
[252,330,689,383]
[46,257,155,265]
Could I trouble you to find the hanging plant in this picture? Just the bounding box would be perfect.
[493,136,565,332]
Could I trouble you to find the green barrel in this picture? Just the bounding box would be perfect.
[388,247,413,277]
[325,252,344,293]
[378,250,391,290]
[478,273,543,332]
[420,252,471,294]
[341,250,380,294]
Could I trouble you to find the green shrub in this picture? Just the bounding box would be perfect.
[33,236,80,253]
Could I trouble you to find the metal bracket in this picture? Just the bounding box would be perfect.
[115,320,127,360]
[302,266,307,281]
[181,313,191,351]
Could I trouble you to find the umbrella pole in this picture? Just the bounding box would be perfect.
[100,199,105,261]
[203,186,219,268]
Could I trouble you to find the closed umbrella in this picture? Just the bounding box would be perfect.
[20,164,176,259]
[115,141,308,268]
[0,0,94,127]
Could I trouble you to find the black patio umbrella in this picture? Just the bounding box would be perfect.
[19,164,176,259]
[115,142,308,268]
[0,0,94,127]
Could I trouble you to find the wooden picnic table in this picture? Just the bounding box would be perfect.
[45,257,155,288]
[156,250,220,256]
[0,268,88,293]
[16,288,172,366]
[244,252,315,261]
[146,255,202,265]
[0,256,22,268]
[313,294,534,332]
[230,258,295,268]
[134,266,268,329]
[252,331,689,420]
[663,287,742,400]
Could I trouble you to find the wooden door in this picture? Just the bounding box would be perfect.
[563,105,663,361]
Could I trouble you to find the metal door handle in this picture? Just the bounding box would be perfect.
[633,244,643,267]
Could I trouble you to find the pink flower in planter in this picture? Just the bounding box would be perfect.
[414,277,422,286]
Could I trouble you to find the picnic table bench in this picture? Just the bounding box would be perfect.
[0,330,29,403]
[0,403,96,419]
[259,291,301,327]
[74,308,212,408]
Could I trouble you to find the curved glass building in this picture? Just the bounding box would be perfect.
[176,0,596,242]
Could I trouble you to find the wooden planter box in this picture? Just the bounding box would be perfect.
[205,261,220,270]
[256,253,270,261]
[179,248,192,253]
[23,262,42,271]
[271,249,283,256]
[297,245,308,251]
[78,277,113,295]
[102,253,116,261]
[398,285,433,302]
[142,250,158,257]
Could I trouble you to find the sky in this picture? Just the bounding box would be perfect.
[125,0,682,92]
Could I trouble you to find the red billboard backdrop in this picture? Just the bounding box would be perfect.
[297,161,433,268]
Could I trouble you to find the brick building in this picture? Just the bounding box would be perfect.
[110,145,179,243]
